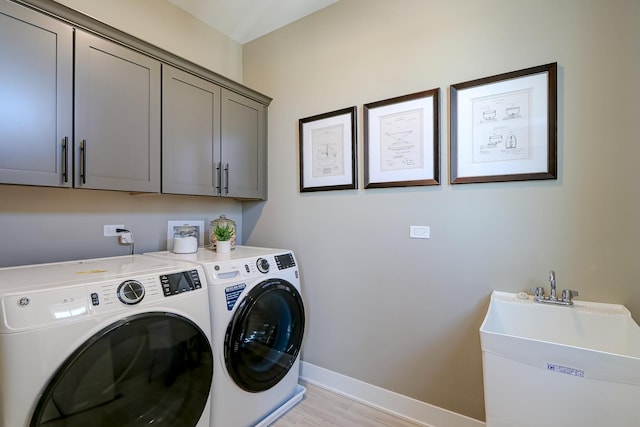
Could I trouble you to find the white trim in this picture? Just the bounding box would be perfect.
[256,385,306,427]
[299,361,485,427]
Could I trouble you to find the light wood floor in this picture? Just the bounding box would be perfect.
[271,383,422,427]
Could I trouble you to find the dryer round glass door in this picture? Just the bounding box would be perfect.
[30,312,213,427]
[225,278,305,392]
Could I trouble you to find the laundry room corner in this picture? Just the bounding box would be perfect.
[241,0,640,423]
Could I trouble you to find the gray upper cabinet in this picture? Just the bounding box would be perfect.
[75,30,161,193]
[163,66,267,200]
[0,1,73,187]
[2,0,269,197]
[162,65,221,196]
[221,89,267,200]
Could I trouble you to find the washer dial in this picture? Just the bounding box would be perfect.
[256,258,270,274]
[117,280,145,305]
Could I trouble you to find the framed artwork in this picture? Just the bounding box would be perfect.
[299,106,357,192]
[364,89,440,188]
[450,62,557,184]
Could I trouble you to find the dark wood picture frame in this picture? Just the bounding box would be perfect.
[450,63,557,184]
[299,106,357,192]
[363,89,440,188]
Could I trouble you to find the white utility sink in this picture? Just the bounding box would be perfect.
[480,291,640,427]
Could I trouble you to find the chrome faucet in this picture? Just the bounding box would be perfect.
[530,271,579,306]
[548,271,557,301]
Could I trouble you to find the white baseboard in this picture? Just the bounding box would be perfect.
[299,361,485,427]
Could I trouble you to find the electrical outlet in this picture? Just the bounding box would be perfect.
[410,225,430,239]
[104,224,125,237]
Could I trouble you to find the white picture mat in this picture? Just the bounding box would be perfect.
[301,112,354,188]
[455,72,549,178]
[367,96,435,183]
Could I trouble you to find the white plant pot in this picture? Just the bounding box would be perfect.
[216,240,231,254]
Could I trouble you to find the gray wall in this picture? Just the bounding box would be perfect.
[242,0,640,421]
[0,185,241,267]
[0,0,244,267]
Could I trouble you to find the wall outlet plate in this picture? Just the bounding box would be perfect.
[410,225,430,239]
[104,224,125,237]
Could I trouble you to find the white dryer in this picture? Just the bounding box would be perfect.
[145,246,305,427]
[0,255,213,427]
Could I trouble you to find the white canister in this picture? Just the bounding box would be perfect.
[173,236,197,254]
[172,225,198,253]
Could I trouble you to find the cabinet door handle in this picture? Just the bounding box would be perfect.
[224,163,229,195]
[61,137,68,183]
[80,139,87,184]
[215,162,222,195]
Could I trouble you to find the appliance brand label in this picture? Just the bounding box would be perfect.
[546,363,584,377]
[225,283,246,311]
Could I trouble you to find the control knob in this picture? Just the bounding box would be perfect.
[256,258,270,274]
[117,280,145,305]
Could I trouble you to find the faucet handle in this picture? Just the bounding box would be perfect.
[562,289,579,304]
[530,287,544,299]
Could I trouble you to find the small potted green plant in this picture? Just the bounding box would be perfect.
[213,223,233,253]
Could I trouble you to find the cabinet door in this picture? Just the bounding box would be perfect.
[162,65,221,196]
[0,1,72,187]
[75,30,161,192]
[221,89,267,200]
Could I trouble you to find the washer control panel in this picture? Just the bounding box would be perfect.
[207,252,297,284]
[86,269,203,311]
[159,269,202,297]
[0,261,207,332]
[274,253,296,270]
[87,275,161,312]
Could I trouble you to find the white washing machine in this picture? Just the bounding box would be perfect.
[0,255,213,427]
[145,246,305,427]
